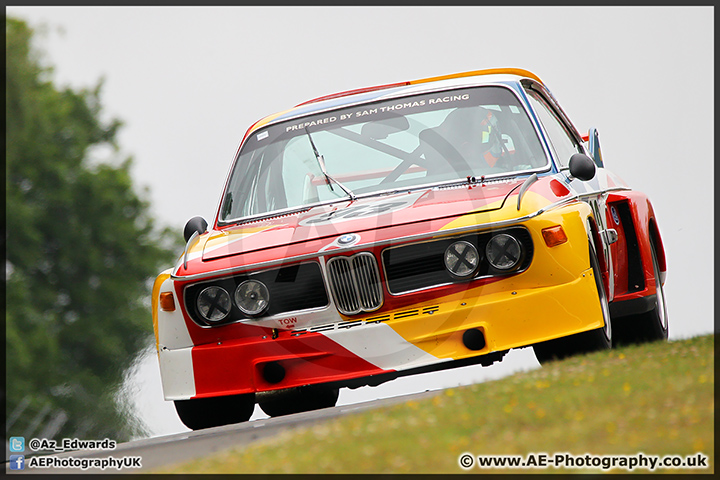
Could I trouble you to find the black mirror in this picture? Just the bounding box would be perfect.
[568,153,596,181]
[361,115,410,140]
[183,216,208,243]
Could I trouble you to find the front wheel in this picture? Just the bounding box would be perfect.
[533,239,612,364]
[174,393,255,430]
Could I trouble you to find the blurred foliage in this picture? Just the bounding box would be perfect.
[6,17,181,441]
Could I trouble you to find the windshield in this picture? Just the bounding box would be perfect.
[219,85,549,223]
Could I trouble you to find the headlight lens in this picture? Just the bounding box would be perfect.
[235,279,270,316]
[486,233,521,270]
[197,286,231,322]
[444,241,479,277]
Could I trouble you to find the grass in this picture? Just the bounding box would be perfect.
[156,334,714,474]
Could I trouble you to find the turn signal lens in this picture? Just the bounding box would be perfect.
[159,292,175,312]
[542,225,568,247]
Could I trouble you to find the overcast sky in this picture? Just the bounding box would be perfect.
[7,6,714,438]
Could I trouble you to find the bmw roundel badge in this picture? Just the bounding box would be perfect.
[338,234,358,246]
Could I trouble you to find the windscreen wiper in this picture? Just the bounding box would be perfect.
[305,127,356,201]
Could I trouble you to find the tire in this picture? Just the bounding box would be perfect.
[258,385,339,418]
[533,238,612,365]
[174,393,255,430]
[612,236,669,346]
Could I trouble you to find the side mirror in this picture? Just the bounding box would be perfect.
[568,153,596,181]
[587,127,604,167]
[183,216,208,243]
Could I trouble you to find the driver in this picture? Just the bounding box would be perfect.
[433,106,504,167]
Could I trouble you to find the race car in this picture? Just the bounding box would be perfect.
[151,68,668,430]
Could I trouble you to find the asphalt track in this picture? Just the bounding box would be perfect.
[7,389,442,474]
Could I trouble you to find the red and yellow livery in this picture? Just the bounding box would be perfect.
[151,69,667,429]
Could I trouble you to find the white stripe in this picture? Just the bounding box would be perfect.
[158,346,196,400]
[157,277,194,349]
[157,276,197,400]
[323,322,443,371]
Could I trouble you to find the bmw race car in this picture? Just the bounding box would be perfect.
[151,68,668,430]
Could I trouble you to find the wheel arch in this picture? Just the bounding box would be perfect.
[647,215,667,283]
[585,214,608,278]
[583,211,616,301]
[607,190,666,291]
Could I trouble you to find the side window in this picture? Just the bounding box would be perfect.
[525,89,582,168]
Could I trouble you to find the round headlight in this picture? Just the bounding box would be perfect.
[486,233,521,270]
[197,286,231,322]
[235,280,270,316]
[444,241,479,278]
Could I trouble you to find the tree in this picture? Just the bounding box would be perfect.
[6,17,180,440]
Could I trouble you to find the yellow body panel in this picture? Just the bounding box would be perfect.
[409,67,543,86]
[202,224,277,252]
[383,266,602,360]
[151,271,172,352]
[372,200,600,360]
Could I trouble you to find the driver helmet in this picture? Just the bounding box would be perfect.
[438,106,503,167]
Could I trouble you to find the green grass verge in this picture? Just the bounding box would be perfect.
[157,334,714,474]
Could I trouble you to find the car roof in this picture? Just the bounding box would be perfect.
[240,68,543,143]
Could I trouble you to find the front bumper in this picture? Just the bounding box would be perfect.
[153,202,604,401]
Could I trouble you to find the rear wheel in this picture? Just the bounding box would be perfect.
[533,238,612,364]
[174,393,255,430]
[613,236,668,346]
[258,384,339,418]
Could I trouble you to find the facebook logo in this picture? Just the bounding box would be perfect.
[9,436,25,452]
[9,455,25,470]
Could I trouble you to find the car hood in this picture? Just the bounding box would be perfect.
[200,179,523,263]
